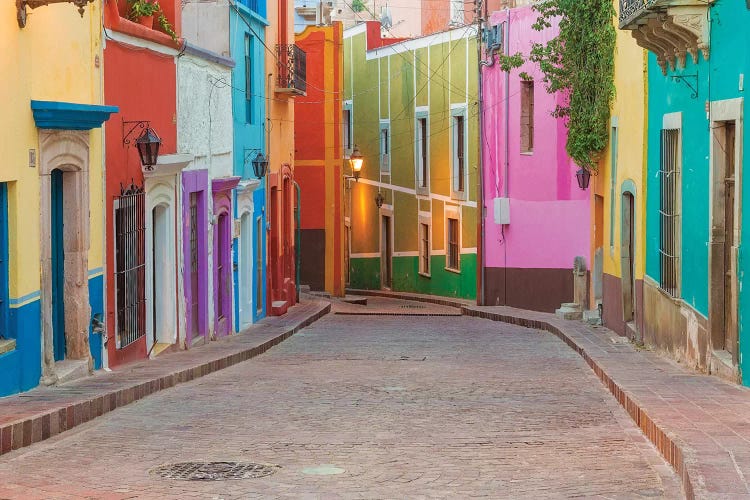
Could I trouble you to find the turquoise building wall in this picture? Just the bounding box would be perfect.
[644,0,749,382]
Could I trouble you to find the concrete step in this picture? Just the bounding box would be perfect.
[341,296,367,306]
[555,302,583,320]
[55,359,89,385]
[271,300,289,316]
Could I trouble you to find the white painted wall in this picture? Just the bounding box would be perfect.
[177,54,234,178]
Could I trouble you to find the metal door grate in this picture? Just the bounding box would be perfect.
[659,129,680,297]
[115,183,146,348]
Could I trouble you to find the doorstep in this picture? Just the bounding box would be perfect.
[348,288,750,499]
[0,299,330,457]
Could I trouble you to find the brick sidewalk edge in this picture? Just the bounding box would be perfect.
[0,302,331,458]
[348,289,693,499]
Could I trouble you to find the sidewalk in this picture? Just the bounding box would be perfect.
[0,299,330,458]
[349,288,750,499]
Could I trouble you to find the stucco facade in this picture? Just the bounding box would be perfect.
[344,22,478,299]
[295,23,346,297]
[103,0,181,367]
[266,0,299,315]
[621,0,749,383]
[595,3,648,339]
[480,7,590,312]
[0,1,115,396]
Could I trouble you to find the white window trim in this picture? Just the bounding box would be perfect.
[418,212,432,277]
[451,105,468,200]
[380,120,390,174]
[444,204,461,273]
[415,107,430,196]
[343,100,353,158]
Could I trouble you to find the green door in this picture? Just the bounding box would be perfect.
[51,169,65,361]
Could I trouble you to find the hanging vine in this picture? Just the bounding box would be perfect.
[498,0,616,172]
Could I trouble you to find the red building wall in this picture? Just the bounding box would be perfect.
[103,6,178,367]
[294,23,345,295]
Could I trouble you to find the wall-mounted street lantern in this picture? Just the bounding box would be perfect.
[123,120,161,170]
[348,145,364,181]
[375,191,385,209]
[17,0,94,28]
[251,152,270,179]
[576,168,591,190]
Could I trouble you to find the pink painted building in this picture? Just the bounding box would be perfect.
[480,6,590,312]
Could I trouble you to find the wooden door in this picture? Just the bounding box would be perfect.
[724,122,737,358]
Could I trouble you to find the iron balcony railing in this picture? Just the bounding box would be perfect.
[619,0,658,27]
[276,44,307,96]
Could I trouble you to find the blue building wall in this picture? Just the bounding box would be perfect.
[645,0,749,381]
[231,1,268,327]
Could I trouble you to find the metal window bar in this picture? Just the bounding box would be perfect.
[115,183,146,348]
[276,44,307,94]
[659,129,680,297]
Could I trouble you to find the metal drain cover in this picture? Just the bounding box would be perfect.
[399,304,427,309]
[151,462,279,481]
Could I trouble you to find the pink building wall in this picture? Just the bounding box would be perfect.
[481,6,590,311]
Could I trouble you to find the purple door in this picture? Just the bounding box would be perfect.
[189,192,200,341]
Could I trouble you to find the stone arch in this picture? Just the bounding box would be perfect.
[38,130,92,384]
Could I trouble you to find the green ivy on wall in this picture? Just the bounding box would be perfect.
[499,0,616,172]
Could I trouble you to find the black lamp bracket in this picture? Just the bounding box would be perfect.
[670,74,699,99]
[122,120,152,147]
[244,148,264,165]
[17,0,94,28]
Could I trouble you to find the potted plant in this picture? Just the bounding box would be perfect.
[127,0,177,40]
[128,0,160,28]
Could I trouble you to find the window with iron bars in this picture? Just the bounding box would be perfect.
[115,184,146,348]
[659,129,680,297]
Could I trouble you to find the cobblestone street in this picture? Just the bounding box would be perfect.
[0,300,681,499]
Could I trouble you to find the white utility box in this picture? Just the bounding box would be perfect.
[493,197,510,225]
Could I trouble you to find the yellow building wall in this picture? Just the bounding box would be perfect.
[265,1,295,174]
[599,21,648,281]
[0,1,104,302]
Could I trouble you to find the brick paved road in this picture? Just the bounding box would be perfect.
[0,304,681,499]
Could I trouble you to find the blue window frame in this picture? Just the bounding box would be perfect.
[0,183,8,341]
[245,34,254,124]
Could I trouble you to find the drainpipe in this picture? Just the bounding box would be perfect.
[476,0,486,306]
[294,181,302,301]
[503,8,511,304]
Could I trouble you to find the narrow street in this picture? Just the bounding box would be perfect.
[0,299,680,499]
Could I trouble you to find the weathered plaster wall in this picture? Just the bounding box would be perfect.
[177,54,233,177]
[0,1,105,394]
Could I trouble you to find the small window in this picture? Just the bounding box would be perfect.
[245,35,253,124]
[419,222,430,275]
[447,217,460,271]
[450,0,463,25]
[520,80,534,153]
[453,114,466,194]
[416,116,429,190]
[343,107,352,153]
[380,124,390,173]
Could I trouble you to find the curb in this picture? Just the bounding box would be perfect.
[0,302,331,458]
[349,289,694,499]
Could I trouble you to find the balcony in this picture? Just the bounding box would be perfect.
[619,0,711,74]
[276,44,307,96]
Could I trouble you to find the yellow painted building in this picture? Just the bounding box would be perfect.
[591,7,648,338]
[0,0,117,396]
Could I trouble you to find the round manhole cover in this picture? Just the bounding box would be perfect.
[151,462,279,481]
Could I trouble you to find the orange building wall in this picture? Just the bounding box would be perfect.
[295,23,345,296]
